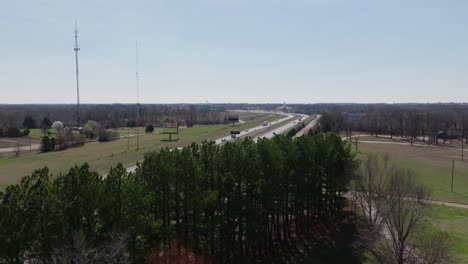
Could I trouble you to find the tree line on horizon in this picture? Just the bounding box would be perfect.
[0,104,228,131]
[0,133,357,263]
[319,107,468,144]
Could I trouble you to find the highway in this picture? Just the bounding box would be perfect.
[126,111,306,173]
[214,112,297,144]
[293,114,321,138]
[253,114,308,141]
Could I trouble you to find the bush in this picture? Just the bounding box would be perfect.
[5,127,22,137]
[82,120,101,139]
[41,136,56,152]
[146,124,154,133]
[98,130,119,142]
[22,128,30,136]
[52,121,64,132]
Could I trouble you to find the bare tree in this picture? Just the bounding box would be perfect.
[353,154,390,228]
[51,231,130,264]
[353,156,454,264]
[381,168,430,264]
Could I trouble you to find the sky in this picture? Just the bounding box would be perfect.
[1,0,468,104]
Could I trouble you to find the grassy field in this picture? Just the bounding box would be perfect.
[357,140,468,204]
[421,205,468,262]
[351,136,468,261]
[0,112,284,188]
[107,126,147,136]
[28,128,56,139]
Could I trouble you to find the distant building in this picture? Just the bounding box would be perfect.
[277,102,293,113]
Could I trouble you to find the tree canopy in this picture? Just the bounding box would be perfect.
[0,133,357,263]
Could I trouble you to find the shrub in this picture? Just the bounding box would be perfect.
[52,121,64,132]
[146,124,154,133]
[82,120,101,139]
[22,128,30,136]
[41,136,56,152]
[5,127,22,137]
[98,130,119,142]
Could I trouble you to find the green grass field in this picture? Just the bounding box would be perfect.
[422,205,468,262]
[0,113,284,188]
[353,136,468,262]
[107,127,147,136]
[357,141,468,204]
[28,128,55,139]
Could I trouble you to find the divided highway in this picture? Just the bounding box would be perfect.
[127,111,311,173]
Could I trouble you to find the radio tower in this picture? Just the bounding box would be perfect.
[136,41,140,105]
[135,41,140,150]
[74,21,81,126]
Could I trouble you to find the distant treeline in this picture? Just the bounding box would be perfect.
[0,104,228,129]
[316,103,468,144]
[0,134,357,263]
[220,102,468,114]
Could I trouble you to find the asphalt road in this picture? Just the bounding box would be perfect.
[214,112,297,144]
[294,114,321,138]
[253,114,308,141]
[126,111,306,173]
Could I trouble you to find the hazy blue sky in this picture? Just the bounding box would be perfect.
[1,0,468,104]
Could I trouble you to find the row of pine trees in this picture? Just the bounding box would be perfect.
[0,133,356,263]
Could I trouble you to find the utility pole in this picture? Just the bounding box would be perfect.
[74,21,81,126]
[135,41,140,151]
[462,129,464,161]
[451,160,455,192]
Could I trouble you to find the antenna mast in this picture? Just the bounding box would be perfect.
[136,41,140,104]
[135,41,140,150]
[74,21,81,126]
